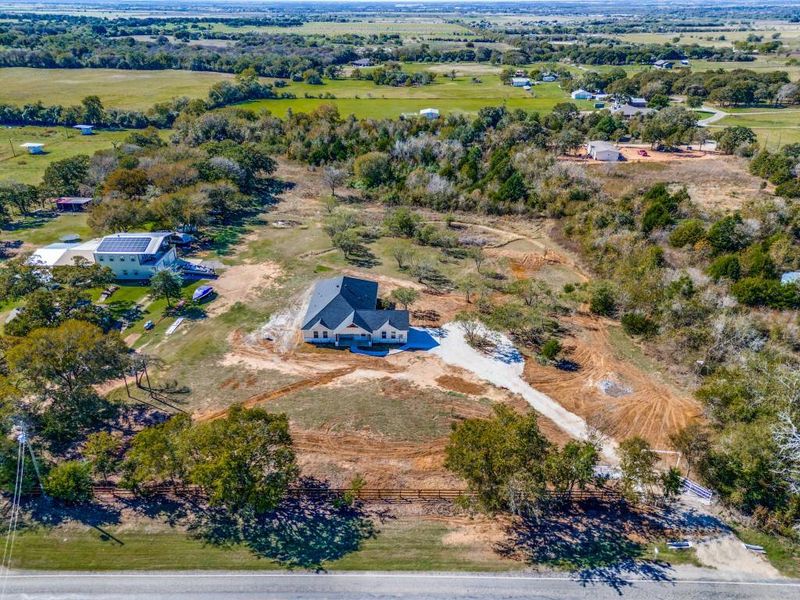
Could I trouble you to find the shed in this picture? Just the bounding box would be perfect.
[419,108,440,120]
[586,141,621,162]
[20,142,44,155]
[511,77,531,87]
[73,124,94,135]
[54,197,93,212]
[629,97,648,108]
[351,58,373,68]
[571,89,593,100]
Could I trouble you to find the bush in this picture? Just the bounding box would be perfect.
[540,338,562,361]
[589,283,616,317]
[669,219,706,248]
[775,179,800,199]
[731,277,800,309]
[44,461,93,503]
[621,312,658,337]
[707,254,742,281]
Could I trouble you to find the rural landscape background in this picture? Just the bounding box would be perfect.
[0,0,798,596]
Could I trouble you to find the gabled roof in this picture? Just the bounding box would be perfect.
[302,276,378,330]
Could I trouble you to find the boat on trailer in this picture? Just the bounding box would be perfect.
[192,285,214,302]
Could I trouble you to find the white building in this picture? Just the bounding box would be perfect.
[419,108,440,120]
[571,89,593,100]
[28,239,101,268]
[20,142,44,155]
[94,232,178,280]
[587,141,621,162]
[301,276,409,347]
[511,77,531,87]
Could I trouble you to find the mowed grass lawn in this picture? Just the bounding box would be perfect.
[0,68,234,109]
[0,126,128,184]
[12,518,520,572]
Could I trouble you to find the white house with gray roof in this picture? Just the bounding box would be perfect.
[94,232,178,280]
[301,276,409,347]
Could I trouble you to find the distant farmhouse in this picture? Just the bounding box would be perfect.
[302,276,409,347]
[351,58,373,67]
[511,77,531,87]
[653,59,674,70]
[419,108,440,120]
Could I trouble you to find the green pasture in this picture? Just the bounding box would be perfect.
[709,110,800,148]
[614,26,800,50]
[0,68,234,110]
[243,77,591,118]
[0,126,128,184]
[208,19,475,39]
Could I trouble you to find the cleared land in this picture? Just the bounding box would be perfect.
[0,126,129,184]
[709,110,800,148]
[0,68,233,109]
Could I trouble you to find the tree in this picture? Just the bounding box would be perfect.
[103,168,150,198]
[457,276,479,304]
[510,278,550,307]
[0,182,38,216]
[454,310,483,346]
[353,152,391,188]
[44,461,93,503]
[660,467,684,501]
[383,207,422,238]
[6,320,128,439]
[390,287,420,310]
[445,404,550,512]
[388,241,416,270]
[42,155,90,197]
[322,165,347,197]
[469,247,486,273]
[81,95,105,125]
[669,423,710,477]
[618,436,658,500]
[150,269,183,308]
[84,431,122,482]
[181,405,298,513]
[332,228,365,260]
[716,126,757,155]
[122,414,191,490]
[544,440,599,499]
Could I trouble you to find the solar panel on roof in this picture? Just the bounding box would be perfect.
[97,237,151,253]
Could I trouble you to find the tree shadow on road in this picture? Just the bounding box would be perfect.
[496,498,682,594]
[187,478,377,570]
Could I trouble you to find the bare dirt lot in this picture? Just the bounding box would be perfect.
[589,153,771,213]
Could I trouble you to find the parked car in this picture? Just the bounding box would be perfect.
[637,149,649,157]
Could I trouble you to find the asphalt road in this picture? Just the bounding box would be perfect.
[1,571,798,599]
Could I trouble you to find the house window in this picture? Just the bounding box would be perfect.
[381,331,387,339]
[108,257,114,262]
[391,331,396,339]
[122,270,128,275]
[313,331,319,339]
[322,330,328,338]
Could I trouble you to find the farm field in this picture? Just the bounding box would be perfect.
[243,77,591,118]
[0,126,128,184]
[208,19,476,38]
[0,68,233,109]
[614,26,800,50]
[709,110,800,148]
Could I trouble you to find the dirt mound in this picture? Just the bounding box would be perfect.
[435,375,488,396]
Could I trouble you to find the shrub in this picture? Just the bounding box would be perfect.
[540,338,562,361]
[669,219,706,248]
[775,179,800,199]
[44,461,93,503]
[621,312,658,337]
[731,277,800,309]
[707,254,742,281]
[589,283,616,317]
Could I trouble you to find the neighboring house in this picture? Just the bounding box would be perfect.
[53,197,93,212]
[20,142,44,155]
[653,60,674,70]
[511,77,531,87]
[419,108,440,120]
[571,88,593,100]
[541,73,557,82]
[301,276,409,347]
[612,104,656,119]
[94,232,178,280]
[351,58,373,67]
[586,141,621,162]
[629,97,648,108]
[73,124,94,135]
